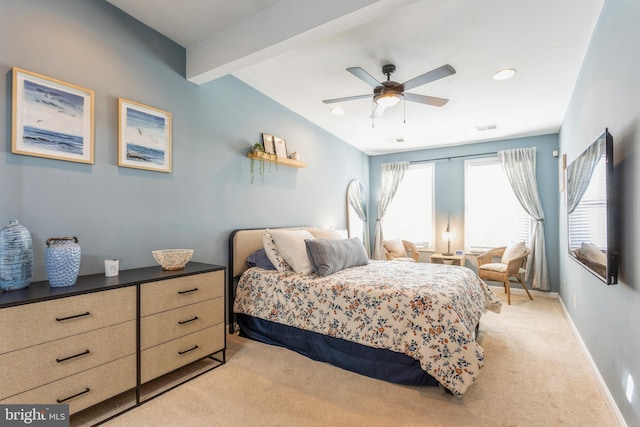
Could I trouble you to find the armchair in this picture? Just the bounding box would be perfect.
[382,240,419,262]
[477,244,532,305]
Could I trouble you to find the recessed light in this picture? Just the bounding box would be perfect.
[330,106,345,115]
[493,68,517,80]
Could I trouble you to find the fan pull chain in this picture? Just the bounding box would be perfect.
[403,97,406,124]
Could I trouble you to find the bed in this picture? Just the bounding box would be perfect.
[228,227,502,397]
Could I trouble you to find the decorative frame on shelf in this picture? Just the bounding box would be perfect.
[12,67,95,164]
[274,136,287,158]
[261,133,275,154]
[118,98,172,173]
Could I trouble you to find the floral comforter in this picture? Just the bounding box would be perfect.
[233,260,502,397]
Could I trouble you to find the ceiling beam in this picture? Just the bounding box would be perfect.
[186,0,417,84]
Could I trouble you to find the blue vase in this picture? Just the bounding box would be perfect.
[45,237,81,287]
[0,220,34,291]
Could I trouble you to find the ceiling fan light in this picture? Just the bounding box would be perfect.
[374,93,402,108]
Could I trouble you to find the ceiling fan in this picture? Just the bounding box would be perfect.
[322,63,456,118]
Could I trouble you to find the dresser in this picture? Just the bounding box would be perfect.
[0,262,225,425]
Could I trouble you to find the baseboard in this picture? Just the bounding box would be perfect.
[557,298,627,427]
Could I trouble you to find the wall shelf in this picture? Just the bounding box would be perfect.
[248,151,307,168]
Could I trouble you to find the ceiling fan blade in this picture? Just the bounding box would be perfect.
[322,94,371,104]
[347,67,382,87]
[404,92,450,107]
[370,103,387,119]
[401,64,456,91]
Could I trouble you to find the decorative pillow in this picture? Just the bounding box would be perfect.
[305,227,344,240]
[382,239,407,258]
[263,230,294,273]
[269,229,316,274]
[305,238,369,277]
[501,241,527,264]
[247,249,276,270]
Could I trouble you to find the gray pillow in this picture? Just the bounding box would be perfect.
[305,238,369,277]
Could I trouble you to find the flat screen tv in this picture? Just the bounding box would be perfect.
[566,128,618,284]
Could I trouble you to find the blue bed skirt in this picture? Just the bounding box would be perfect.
[236,314,439,387]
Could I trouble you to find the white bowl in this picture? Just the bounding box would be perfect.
[152,249,194,271]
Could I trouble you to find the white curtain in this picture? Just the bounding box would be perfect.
[347,181,371,256]
[373,162,408,260]
[498,148,550,290]
[566,140,604,214]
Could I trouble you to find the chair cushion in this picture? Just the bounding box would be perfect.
[382,239,407,258]
[502,241,527,264]
[479,263,526,275]
[479,263,508,273]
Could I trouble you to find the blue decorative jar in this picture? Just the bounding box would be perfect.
[45,237,81,287]
[0,220,34,291]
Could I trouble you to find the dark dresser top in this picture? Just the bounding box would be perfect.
[0,262,225,309]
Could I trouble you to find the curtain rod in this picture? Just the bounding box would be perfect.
[409,151,498,164]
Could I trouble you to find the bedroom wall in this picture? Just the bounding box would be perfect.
[559,0,640,424]
[368,134,560,292]
[0,0,369,281]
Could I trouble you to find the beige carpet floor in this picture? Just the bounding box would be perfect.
[103,291,619,427]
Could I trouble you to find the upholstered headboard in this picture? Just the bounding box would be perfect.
[227,227,305,333]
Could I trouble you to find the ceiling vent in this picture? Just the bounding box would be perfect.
[475,124,498,132]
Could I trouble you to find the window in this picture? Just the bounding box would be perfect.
[383,163,435,248]
[465,158,532,252]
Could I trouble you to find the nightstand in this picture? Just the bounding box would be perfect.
[430,253,465,266]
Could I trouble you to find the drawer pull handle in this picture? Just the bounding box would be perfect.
[57,387,90,403]
[178,316,199,325]
[178,345,199,355]
[56,349,90,363]
[178,288,199,295]
[56,312,90,321]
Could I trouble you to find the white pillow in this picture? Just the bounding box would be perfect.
[269,229,316,274]
[501,241,526,264]
[263,230,293,273]
[304,227,343,240]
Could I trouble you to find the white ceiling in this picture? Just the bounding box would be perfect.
[107,0,604,155]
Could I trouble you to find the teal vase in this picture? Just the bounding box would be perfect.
[0,220,34,291]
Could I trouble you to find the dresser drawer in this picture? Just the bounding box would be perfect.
[1,355,136,415]
[141,324,225,383]
[0,320,135,400]
[140,271,223,316]
[0,286,136,355]
[141,297,224,350]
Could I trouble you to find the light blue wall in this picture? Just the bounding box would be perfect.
[559,0,640,424]
[0,0,368,280]
[369,134,560,291]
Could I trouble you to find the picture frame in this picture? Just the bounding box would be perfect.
[118,98,172,173]
[12,67,94,164]
[454,250,464,256]
[274,136,287,158]
[261,133,275,154]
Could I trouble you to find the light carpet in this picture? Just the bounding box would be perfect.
[103,292,619,427]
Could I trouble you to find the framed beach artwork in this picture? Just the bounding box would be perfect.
[12,67,94,164]
[118,98,172,173]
